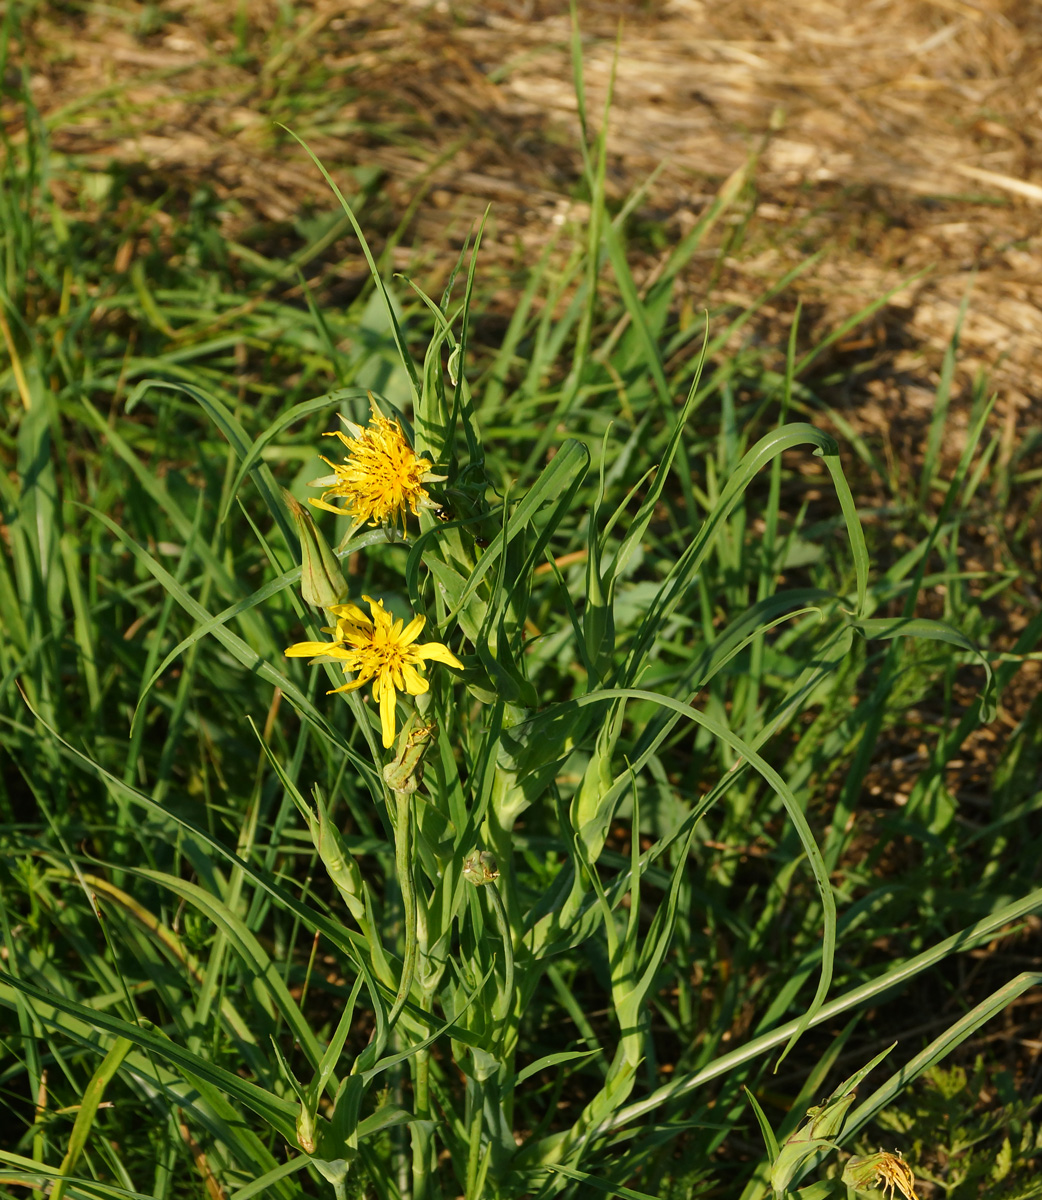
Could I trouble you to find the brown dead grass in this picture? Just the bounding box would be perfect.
[8,0,1042,428]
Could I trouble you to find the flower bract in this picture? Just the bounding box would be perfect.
[309,399,441,532]
[284,595,462,748]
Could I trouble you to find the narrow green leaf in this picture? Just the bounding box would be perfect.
[842,971,1042,1145]
[52,1037,134,1200]
[127,378,295,550]
[610,887,1042,1132]
[743,1086,780,1165]
[514,1049,599,1090]
[80,504,380,796]
[219,388,371,527]
[129,867,323,1069]
[0,974,299,1140]
[277,127,421,400]
[225,1157,310,1200]
[850,615,995,721]
[545,1162,666,1200]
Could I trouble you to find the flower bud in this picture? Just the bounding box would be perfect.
[316,804,366,924]
[463,851,499,886]
[771,1090,856,1193]
[296,1102,318,1154]
[285,489,348,610]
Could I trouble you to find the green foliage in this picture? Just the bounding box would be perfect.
[3,10,1042,1200]
[864,1058,1042,1200]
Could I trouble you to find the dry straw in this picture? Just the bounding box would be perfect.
[12,0,1040,408]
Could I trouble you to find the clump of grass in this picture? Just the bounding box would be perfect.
[3,22,1042,1200]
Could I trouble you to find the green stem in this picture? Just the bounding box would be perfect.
[485,882,515,1036]
[464,1080,485,1200]
[411,1045,432,1200]
[415,1049,430,1116]
[388,790,417,1029]
[485,785,525,935]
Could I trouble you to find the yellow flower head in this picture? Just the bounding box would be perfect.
[284,595,462,748]
[309,398,441,532]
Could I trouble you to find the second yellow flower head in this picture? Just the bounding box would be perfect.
[285,596,462,748]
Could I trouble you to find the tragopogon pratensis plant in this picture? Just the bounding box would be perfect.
[5,34,1042,1199]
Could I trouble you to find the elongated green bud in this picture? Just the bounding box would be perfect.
[315,802,367,924]
[284,489,348,609]
[296,1101,318,1153]
[770,1090,856,1194]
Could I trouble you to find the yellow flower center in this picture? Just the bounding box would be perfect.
[345,418,431,518]
[309,409,438,531]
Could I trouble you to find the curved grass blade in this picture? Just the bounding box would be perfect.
[80,504,381,796]
[127,867,324,1070]
[277,125,421,401]
[219,387,372,526]
[44,868,260,1053]
[126,378,295,552]
[544,1162,665,1200]
[226,1157,311,1200]
[839,970,1042,1147]
[604,345,708,586]
[0,1157,159,1200]
[0,974,299,1141]
[787,971,1042,1191]
[449,438,590,615]
[609,886,1042,1131]
[623,423,868,685]
[130,525,389,733]
[563,686,836,1068]
[849,615,995,721]
[14,694,369,963]
[51,1037,133,1200]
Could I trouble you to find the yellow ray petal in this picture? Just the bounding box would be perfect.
[365,596,393,630]
[399,615,426,646]
[377,673,397,747]
[401,663,429,696]
[330,602,370,626]
[285,641,345,658]
[328,678,366,694]
[308,497,349,516]
[414,641,463,669]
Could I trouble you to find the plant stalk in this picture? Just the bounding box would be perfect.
[389,790,417,1029]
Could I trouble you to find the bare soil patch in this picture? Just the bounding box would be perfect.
[10,0,1042,423]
